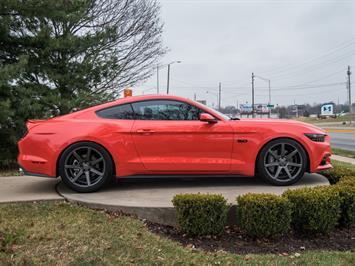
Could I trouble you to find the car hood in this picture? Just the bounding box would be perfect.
[232,118,326,134]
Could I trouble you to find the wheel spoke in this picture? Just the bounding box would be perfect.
[274,166,282,178]
[86,148,91,160]
[65,165,81,169]
[280,143,286,156]
[90,157,103,165]
[72,170,83,182]
[288,162,302,168]
[265,162,279,167]
[284,167,292,179]
[90,168,103,176]
[73,151,83,162]
[85,171,91,186]
[269,150,279,159]
[286,149,298,160]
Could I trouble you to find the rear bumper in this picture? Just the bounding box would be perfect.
[17,135,57,177]
[18,163,55,178]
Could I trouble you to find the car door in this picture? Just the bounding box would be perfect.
[131,100,234,172]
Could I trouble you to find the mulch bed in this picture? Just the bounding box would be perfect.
[146,222,355,254]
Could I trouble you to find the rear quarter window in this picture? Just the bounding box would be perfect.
[96,104,134,120]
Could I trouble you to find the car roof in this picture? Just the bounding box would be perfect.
[58,94,226,121]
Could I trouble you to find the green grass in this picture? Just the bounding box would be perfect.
[0,169,22,177]
[0,201,353,265]
[332,148,355,159]
[294,113,355,125]
[332,159,355,172]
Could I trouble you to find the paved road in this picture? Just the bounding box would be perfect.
[328,132,355,151]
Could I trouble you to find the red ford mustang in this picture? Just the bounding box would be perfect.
[18,95,332,192]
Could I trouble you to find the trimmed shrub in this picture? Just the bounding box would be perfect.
[236,193,291,238]
[334,184,355,228]
[283,186,341,234]
[322,166,355,184]
[172,193,228,236]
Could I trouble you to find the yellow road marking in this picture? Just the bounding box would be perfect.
[324,128,355,133]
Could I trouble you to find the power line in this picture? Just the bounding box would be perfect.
[268,50,355,80]
[261,38,355,76]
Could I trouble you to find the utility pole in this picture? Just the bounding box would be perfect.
[348,65,352,124]
[252,73,255,118]
[268,79,271,118]
[166,64,170,94]
[166,61,181,94]
[294,99,298,118]
[218,82,221,111]
[156,65,160,94]
[347,65,352,113]
[194,93,196,101]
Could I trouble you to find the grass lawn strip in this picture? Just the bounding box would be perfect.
[0,201,353,265]
[332,148,355,159]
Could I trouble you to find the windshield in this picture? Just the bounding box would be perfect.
[192,100,231,120]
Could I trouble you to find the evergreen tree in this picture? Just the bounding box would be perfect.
[0,0,166,167]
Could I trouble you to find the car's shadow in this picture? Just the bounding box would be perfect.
[101,173,327,192]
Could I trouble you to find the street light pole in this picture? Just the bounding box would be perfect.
[166,64,170,94]
[347,65,352,124]
[254,74,272,118]
[268,79,271,118]
[156,65,160,94]
[252,73,255,118]
[218,82,221,111]
[166,61,182,94]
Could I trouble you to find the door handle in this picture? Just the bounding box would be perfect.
[136,129,155,135]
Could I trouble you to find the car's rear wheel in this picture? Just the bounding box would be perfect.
[59,142,113,192]
[257,138,307,186]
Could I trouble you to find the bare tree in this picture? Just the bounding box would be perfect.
[70,0,167,95]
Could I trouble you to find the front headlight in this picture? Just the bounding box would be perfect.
[304,133,326,142]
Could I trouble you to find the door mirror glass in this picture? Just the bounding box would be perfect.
[199,113,217,123]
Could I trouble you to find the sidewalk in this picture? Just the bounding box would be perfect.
[332,154,355,165]
[0,176,62,203]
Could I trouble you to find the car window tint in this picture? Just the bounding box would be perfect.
[96,104,134,119]
[131,100,202,120]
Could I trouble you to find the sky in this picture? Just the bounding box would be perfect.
[134,0,355,108]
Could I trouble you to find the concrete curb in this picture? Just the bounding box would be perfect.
[57,174,329,227]
[332,155,355,165]
[0,176,63,204]
[55,182,177,225]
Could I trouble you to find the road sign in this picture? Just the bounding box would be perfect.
[267,104,274,108]
[321,103,334,116]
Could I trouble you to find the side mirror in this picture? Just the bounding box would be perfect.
[199,113,217,123]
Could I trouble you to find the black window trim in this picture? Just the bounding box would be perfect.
[95,99,221,121]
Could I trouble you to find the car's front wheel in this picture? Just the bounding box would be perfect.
[257,138,307,186]
[59,142,113,192]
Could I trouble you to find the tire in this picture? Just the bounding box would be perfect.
[256,138,307,186]
[59,142,113,192]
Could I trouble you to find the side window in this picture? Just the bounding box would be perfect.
[96,104,134,120]
[131,100,202,120]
